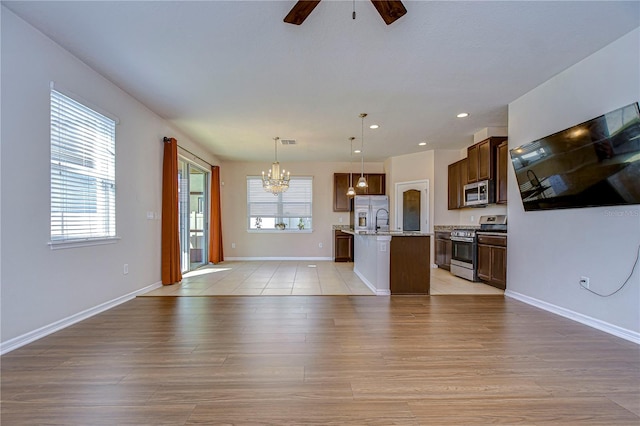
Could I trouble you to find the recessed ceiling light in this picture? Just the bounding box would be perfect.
[457,112,469,118]
[354,149,361,154]
[418,142,427,146]
[369,124,379,129]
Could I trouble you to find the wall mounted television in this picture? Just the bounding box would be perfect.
[510,102,640,212]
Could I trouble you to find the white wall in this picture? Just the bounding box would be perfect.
[220,160,384,259]
[507,28,640,337]
[0,8,219,346]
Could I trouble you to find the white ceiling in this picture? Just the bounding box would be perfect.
[4,1,639,162]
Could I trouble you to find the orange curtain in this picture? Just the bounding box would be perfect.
[209,165,224,263]
[161,137,182,285]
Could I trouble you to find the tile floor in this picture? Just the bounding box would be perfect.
[143,261,504,296]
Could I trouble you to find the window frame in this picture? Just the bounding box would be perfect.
[49,84,119,249]
[246,175,313,233]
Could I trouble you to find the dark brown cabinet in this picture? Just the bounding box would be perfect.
[333,173,386,212]
[477,234,507,289]
[496,141,509,204]
[435,231,452,271]
[333,173,351,212]
[390,236,431,294]
[364,173,385,195]
[334,230,353,262]
[447,158,467,210]
[466,137,507,184]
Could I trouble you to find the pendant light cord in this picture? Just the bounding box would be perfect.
[360,114,366,178]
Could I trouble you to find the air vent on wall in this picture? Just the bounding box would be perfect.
[280,139,296,145]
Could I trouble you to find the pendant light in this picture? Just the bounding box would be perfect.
[357,113,368,188]
[346,137,356,197]
[261,137,290,195]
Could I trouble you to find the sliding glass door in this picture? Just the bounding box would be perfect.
[178,159,209,272]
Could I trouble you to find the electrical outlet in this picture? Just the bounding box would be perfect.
[338,217,343,223]
[580,276,590,289]
[318,242,323,248]
[123,264,129,275]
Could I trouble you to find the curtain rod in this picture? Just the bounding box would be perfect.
[163,137,215,168]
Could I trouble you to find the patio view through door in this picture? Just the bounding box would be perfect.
[178,159,209,272]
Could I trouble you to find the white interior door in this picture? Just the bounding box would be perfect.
[395,180,429,233]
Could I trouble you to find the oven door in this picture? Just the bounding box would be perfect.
[451,237,476,265]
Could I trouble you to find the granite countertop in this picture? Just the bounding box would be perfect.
[342,229,432,237]
[434,224,480,231]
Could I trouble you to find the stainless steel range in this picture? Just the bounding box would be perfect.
[450,215,507,282]
[450,228,479,281]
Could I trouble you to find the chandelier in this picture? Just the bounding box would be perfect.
[262,137,290,195]
[357,113,368,188]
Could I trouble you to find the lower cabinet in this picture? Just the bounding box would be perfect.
[334,230,353,262]
[435,231,452,271]
[390,236,431,294]
[477,234,507,289]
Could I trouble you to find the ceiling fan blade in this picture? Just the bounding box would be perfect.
[284,1,321,25]
[370,0,407,25]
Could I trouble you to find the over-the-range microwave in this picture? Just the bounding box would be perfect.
[464,180,493,207]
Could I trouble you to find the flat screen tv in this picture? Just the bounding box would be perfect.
[510,102,640,212]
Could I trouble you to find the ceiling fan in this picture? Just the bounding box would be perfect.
[284,0,407,26]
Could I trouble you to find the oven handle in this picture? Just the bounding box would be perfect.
[451,236,475,243]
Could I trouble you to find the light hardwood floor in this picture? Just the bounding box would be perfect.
[142,261,503,296]
[2,296,638,424]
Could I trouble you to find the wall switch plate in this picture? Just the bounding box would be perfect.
[123,264,129,275]
[318,242,323,248]
[231,243,236,249]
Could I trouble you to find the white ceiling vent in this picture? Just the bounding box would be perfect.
[280,139,296,145]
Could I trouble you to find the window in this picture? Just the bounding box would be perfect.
[247,176,312,231]
[50,88,116,244]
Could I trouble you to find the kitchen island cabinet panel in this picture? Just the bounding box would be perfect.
[390,236,431,295]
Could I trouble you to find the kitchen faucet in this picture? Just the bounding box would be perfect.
[375,208,389,232]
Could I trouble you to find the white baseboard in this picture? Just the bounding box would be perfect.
[505,290,640,345]
[353,267,390,296]
[0,281,162,355]
[224,257,334,261]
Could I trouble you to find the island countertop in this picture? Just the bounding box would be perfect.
[341,229,433,237]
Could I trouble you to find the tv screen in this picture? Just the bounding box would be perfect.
[510,102,640,211]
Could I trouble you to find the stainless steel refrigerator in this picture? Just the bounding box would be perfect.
[353,195,389,232]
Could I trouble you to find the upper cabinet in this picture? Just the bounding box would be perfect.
[364,173,386,195]
[466,137,507,183]
[333,173,351,212]
[447,158,467,210]
[496,141,509,204]
[333,173,386,212]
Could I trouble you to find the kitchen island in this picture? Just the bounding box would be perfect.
[342,230,431,295]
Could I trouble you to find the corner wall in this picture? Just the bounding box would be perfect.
[507,28,640,339]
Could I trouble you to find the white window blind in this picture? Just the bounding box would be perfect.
[247,176,313,230]
[50,89,116,243]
